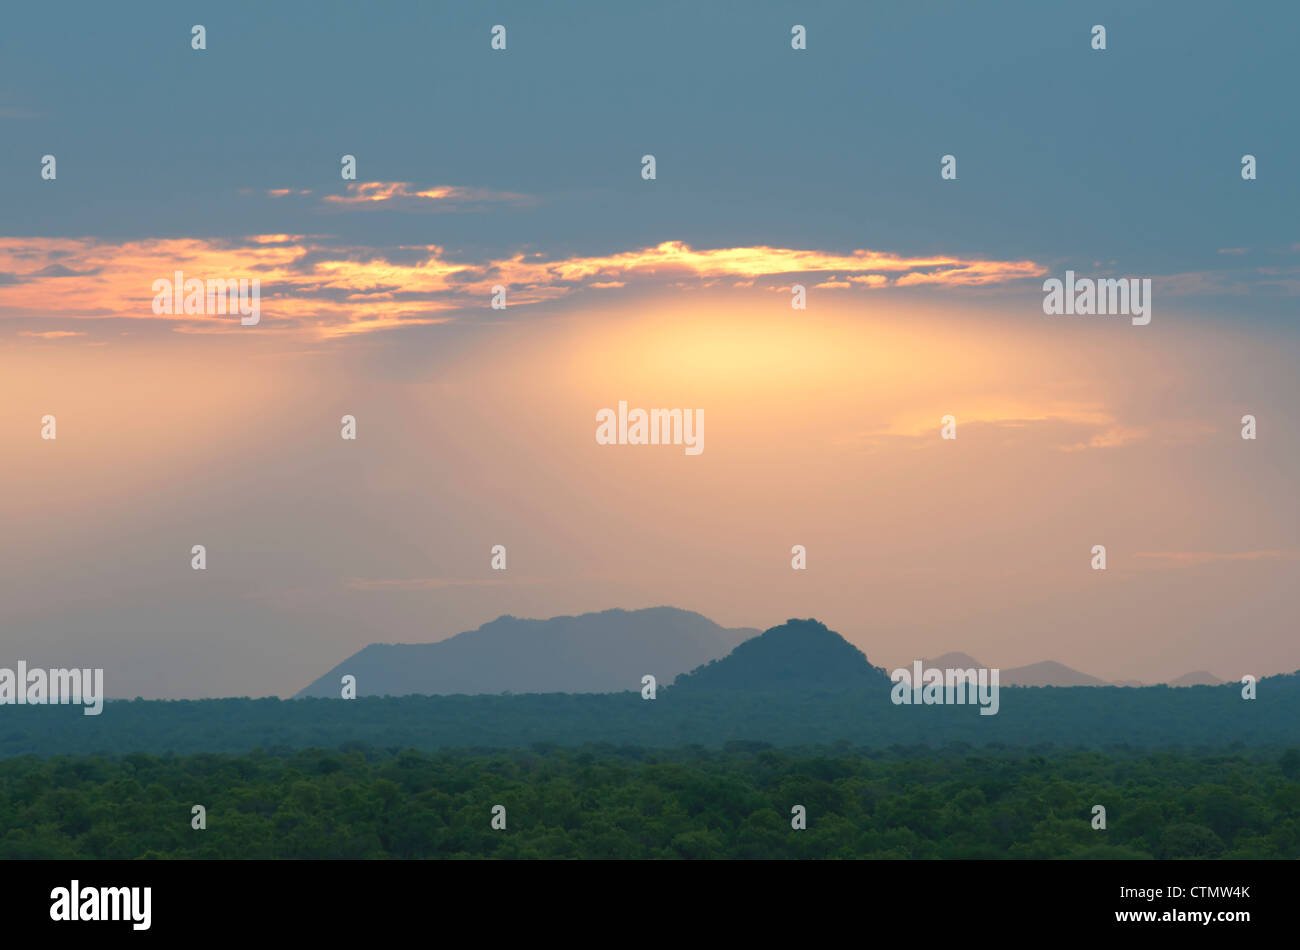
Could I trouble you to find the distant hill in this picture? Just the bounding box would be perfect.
[671,618,891,691]
[1002,660,1108,687]
[923,652,984,670]
[295,607,757,698]
[921,653,1107,687]
[902,653,1249,689]
[1169,671,1225,687]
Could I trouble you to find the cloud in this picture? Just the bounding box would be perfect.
[1154,264,1300,297]
[894,259,1045,286]
[245,234,307,244]
[841,409,1153,454]
[0,236,1047,338]
[321,181,536,211]
[503,241,1045,286]
[1058,423,1150,452]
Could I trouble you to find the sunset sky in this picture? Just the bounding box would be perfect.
[1,1,1296,698]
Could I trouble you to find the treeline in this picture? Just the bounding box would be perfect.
[2,677,1297,759]
[1,744,1298,859]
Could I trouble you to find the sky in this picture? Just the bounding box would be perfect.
[1,0,1296,698]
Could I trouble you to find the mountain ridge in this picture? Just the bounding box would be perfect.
[297,607,1245,698]
[921,652,1225,688]
[295,606,757,698]
[671,618,891,691]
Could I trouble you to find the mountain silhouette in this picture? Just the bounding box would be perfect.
[670,618,891,690]
[1168,671,1225,687]
[295,607,757,698]
[923,653,1106,687]
[922,652,984,670]
[1001,660,1108,687]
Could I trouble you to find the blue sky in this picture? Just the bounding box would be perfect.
[2,0,1295,322]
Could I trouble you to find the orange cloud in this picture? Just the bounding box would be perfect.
[894,259,1046,286]
[840,402,1154,455]
[1058,423,1151,452]
[321,181,535,210]
[495,240,1044,286]
[0,236,1045,338]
